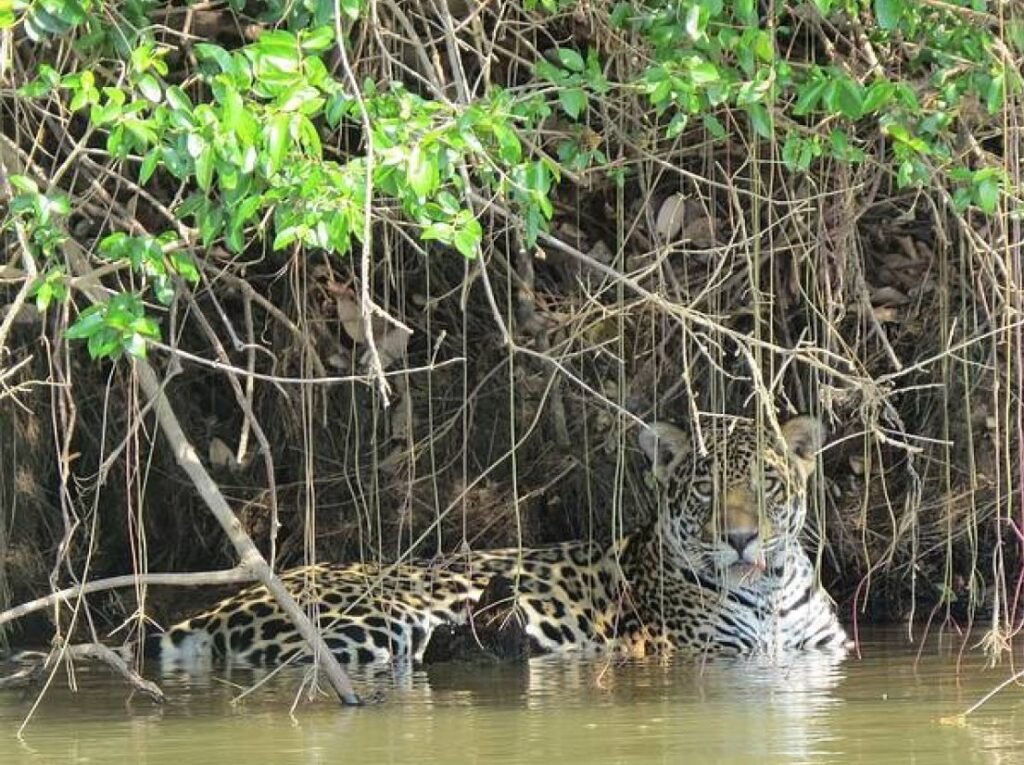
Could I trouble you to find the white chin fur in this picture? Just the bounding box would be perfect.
[717,562,764,588]
[711,542,763,569]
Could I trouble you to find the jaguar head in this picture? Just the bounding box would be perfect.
[638,416,823,584]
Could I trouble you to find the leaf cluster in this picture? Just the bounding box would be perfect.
[1,0,1017,360]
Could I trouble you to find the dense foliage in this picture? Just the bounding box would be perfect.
[4,0,1017,358]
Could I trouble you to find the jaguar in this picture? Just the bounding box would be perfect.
[150,415,848,668]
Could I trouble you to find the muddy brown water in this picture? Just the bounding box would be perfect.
[1,628,1022,765]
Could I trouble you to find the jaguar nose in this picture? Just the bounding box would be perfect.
[726,531,757,555]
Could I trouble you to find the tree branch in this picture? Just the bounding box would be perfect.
[0,568,257,628]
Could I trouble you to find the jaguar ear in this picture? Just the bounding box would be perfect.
[638,422,691,483]
[781,416,824,477]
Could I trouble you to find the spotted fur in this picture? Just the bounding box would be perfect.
[152,416,848,667]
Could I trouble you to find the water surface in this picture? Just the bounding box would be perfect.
[1,628,1022,765]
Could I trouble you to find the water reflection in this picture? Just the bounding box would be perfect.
[2,632,1023,765]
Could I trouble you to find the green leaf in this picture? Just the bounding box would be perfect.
[198,201,224,243]
[186,133,207,159]
[105,306,134,331]
[124,118,158,148]
[137,73,162,103]
[106,126,126,157]
[976,176,1000,214]
[435,191,460,215]
[874,0,902,30]
[87,329,120,359]
[534,58,563,84]
[421,221,453,244]
[34,281,54,311]
[746,103,772,138]
[26,5,71,38]
[196,43,234,73]
[138,149,159,185]
[829,78,864,120]
[278,84,321,112]
[272,226,300,250]
[453,216,481,259]
[9,175,38,194]
[66,307,105,339]
[793,77,827,116]
[609,3,632,27]
[265,113,291,173]
[301,26,335,53]
[47,194,71,216]
[132,315,161,339]
[406,143,438,198]
[648,77,673,109]
[753,31,774,63]
[220,84,244,126]
[689,61,719,86]
[666,113,688,138]
[986,73,1005,114]
[46,0,87,25]
[492,123,522,164]
[169,251,200,283]
[296,115,321,157]
[524,206,542,248]
[862,81,894,113]
[703,114,726,139]
[782,134,803,171]
[558,88,587,119]
[19,64,60,97]
[685,4,702,40]
[124,332,149,358]
[952,187,971,213]
[194,148,214,191]
[152,276,175,306]
[529,160,552,193]
[556,48,585,73]
[326,92,349,127]
[166,86,194,113]
[68,85,92,112]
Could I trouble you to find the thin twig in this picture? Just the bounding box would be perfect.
[950,665,1024,721]
[334,0,390,405]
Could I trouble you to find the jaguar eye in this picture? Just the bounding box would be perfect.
[692,477,714,499]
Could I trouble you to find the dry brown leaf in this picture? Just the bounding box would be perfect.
[654,192,687,242]
[208,437,237,472]
[588,239,613,265]
[333,291,366,343]
[680,212,716,247]
[870,286,910,306]
[871,306,900,323]
[325,351,350,370]
[359,325,412,370]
